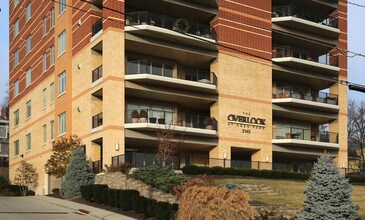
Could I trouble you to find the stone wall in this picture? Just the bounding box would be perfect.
[95,172,177,203]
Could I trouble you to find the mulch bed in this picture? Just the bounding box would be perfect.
[47,194,145,220]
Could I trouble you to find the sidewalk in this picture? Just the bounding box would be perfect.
[31,196,137,220]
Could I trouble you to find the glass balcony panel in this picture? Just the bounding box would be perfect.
[164,64,173,77]
[273,127,338,143]
[127,60,139,74]
[140,60,150,73]
[152,62,163,76]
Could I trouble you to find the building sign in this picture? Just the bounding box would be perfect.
[228,112,266,134]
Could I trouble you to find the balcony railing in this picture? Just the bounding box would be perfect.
[92,160,102,173]
[272,46,339,67]
[127,59,217,85]
[272,5,338,28]
[125,11,215,40]
[92,112,103,129]
[92,19,103,36]
[273,88,338,105]
[273,127,338,144]
[92,65,103,83]
[127,109,218,131]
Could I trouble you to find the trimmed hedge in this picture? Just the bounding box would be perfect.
[8,185,29,196]
[80,185,178,219]
[347,175,365,184]
[93,184,108,204]
[80,185,93,202]
[119,190,140,211]
[182,165,310,180]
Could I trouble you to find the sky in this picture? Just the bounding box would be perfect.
[0,1,364,103]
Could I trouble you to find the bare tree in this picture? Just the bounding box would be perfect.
[155,125,184,166]
[1,84,9,119]
[348,100,365,172]
[13,160,38,196]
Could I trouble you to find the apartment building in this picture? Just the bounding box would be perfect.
[9,0,347,194]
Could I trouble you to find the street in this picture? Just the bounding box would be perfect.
[0,196,98,220]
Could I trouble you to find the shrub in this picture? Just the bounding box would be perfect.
[60,148,94,198]
[211,166,226,175]
[105,163,132,174]
[173,175,211,198]
[107,189,119,207]
[8,185,28,196]
[26,190,35,196]
[0,175,9,189]
[132,165,186,193]
[51,188,60,194]
[93,184,108,204]
[177,186,253,220]
[102,188,109,205]
[80,185,94,202]
[156,202,179,220]
[346,175,365,184]
[119,190,139,211]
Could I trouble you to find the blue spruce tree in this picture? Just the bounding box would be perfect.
[299,154,359,220]
[60,147,94,198]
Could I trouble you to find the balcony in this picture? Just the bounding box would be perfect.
[272,46,340,75]
[125,59,217,94]
[92,65,103,85]
[273,86,339,112]
[272,127,339,149]
[124,11,217,55]
[92,112,103,132]
[272,5,339,38]
[125,109,217,137]
[91,19,103,40]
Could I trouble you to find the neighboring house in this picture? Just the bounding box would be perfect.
[348,138,363,173]
[0,108,9,177]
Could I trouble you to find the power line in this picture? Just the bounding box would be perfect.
[347,1,365,8]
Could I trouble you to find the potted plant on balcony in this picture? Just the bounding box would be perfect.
[202,27,211,38]
[204,117,214,130]
[158,116,165,125]
[131,110,139,123]
[149,116,157,124]
[173,18,190,33]
[139,109,148,123]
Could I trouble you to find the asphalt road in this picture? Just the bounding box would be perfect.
[0,196,98,220]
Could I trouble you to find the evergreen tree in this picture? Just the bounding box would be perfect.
[299,154,359,220]
[60,147,94,198]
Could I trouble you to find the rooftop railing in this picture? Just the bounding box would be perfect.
[272,46,339,67]
[273,127,339,144]
[272,5,338,28]
[125,11,215,40]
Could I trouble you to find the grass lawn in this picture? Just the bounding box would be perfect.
[213,177,365,218]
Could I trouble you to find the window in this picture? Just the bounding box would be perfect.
[26,133,31,151]
[43,124,47,144]
[14,140,19,156]
[59,0,66,15]
[14,0,19,9]
[26,100,31,118]
[58,71,66,95]
[14,80,19,97]
[14,19,19,38]
[43,53,47,72]
[43,88,47,108]
[26,68,32,87]
[58,112,66,135]
[50,45,55,65]
[14,49,19,68]
[26,2,32,22]
[50,82,55,102]
[50,8,55,28]
[42,17,47,36]
[58,31,66,55]
[50,120,54,140]
[26,35,32,54]
[14,110,19,126]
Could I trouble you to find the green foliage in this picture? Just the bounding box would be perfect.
[80,185,93,202]
[218,183,242,190]
[156,202,179,220]
[93,184,108,204]
[346,175,365,184]
[134,196,157,217]
[299,154,359,220]
[119,190,140,211]
[182,165,310,180]
[102,188,109,204]
[8,185,28,196]
[132,165,186,193]
[45,135,82,178]
[60,148,94,198]
[0,175,9,189]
